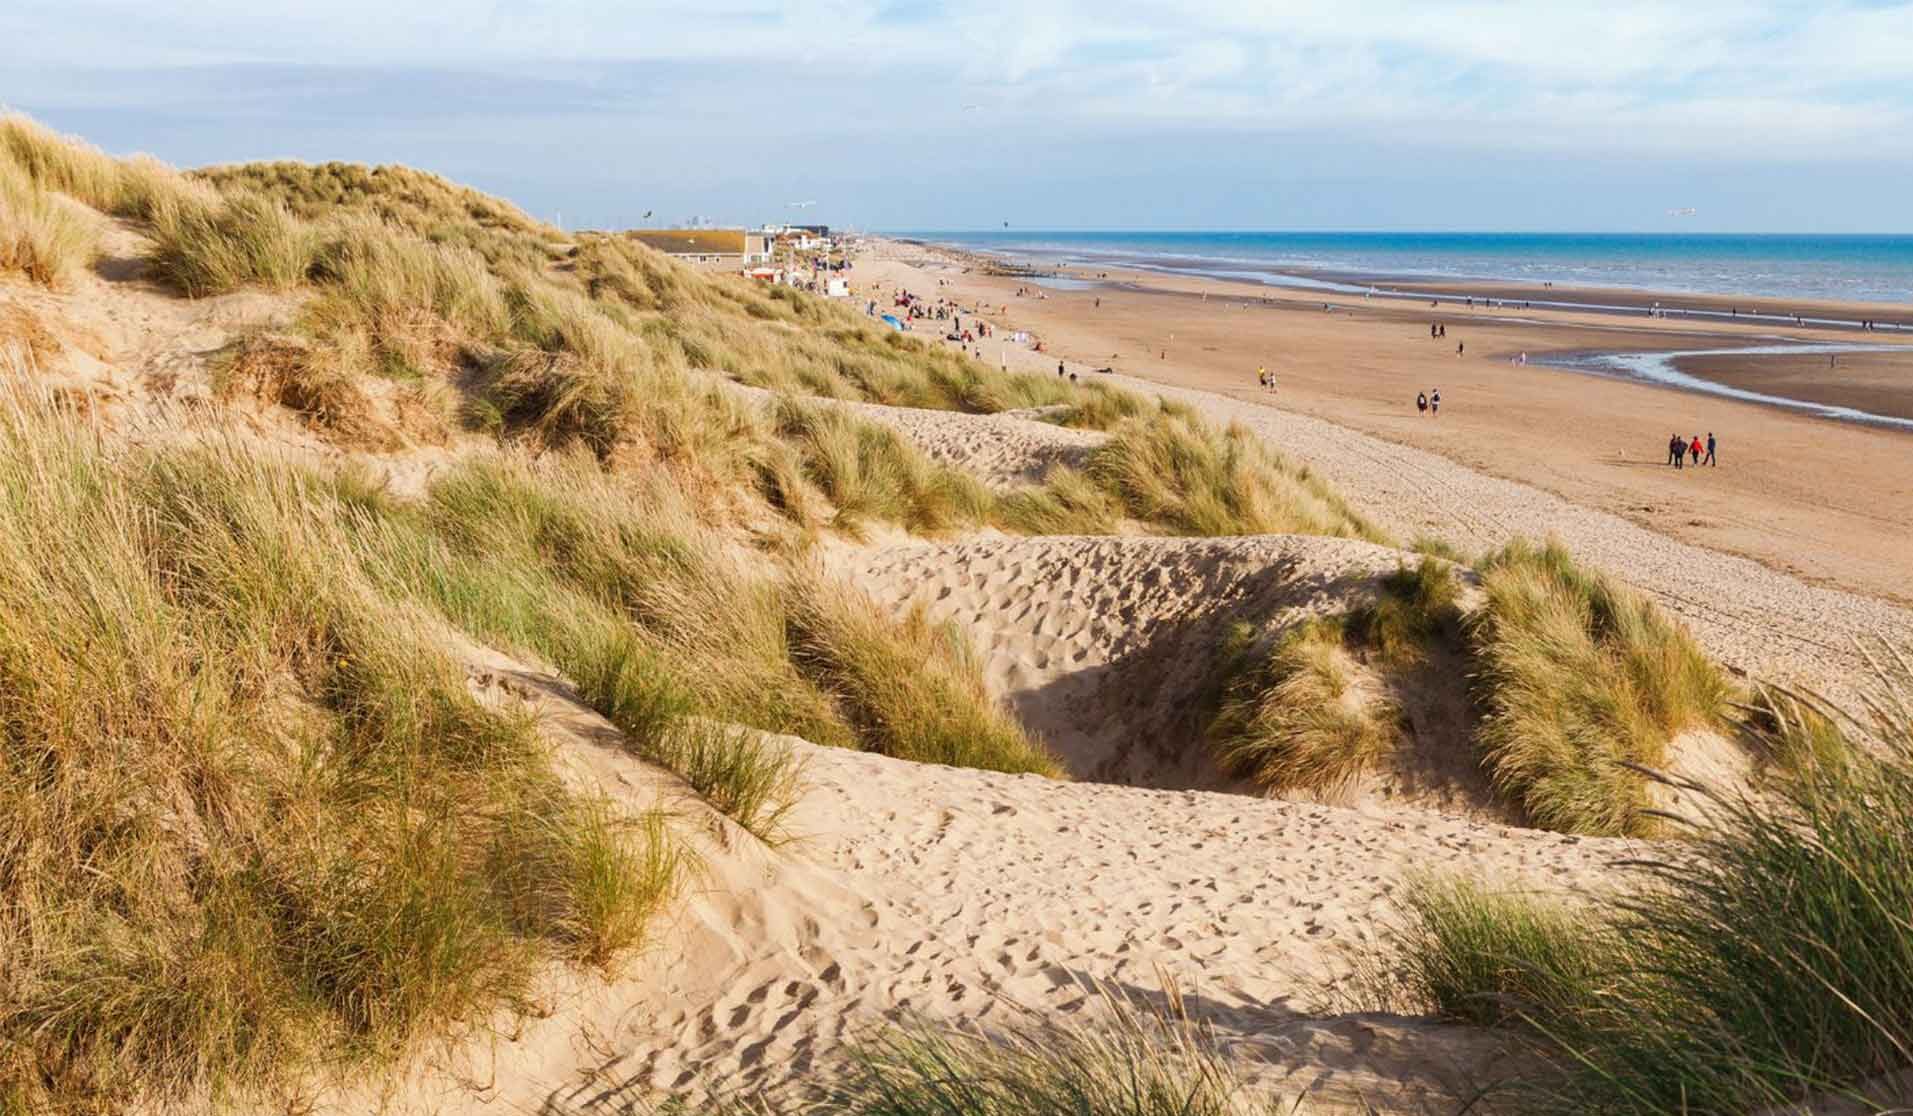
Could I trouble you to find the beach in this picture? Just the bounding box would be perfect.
[862,239,1913,607]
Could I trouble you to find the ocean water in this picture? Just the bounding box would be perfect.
[908,230,1913,306]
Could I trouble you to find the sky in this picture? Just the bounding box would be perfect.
[5,1,1913,233]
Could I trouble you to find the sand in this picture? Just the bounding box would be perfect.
[10,210,1908,1114]
[1677,349,1913,420]
[862,240,1913,608]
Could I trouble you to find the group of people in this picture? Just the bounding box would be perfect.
[1416,389,1442,416]
[1668,432,1717,468]
[1256,365,1277,392]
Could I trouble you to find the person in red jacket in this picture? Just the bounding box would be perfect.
[1689,435,1703,465]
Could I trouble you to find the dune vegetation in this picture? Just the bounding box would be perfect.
[1469,538,1734,836]
[729,987,1281,1116]
[1365,658,1913,1114]
[1207,558,1457,794]
[1209,616,1404,793]
[0,109,1778,1113]
[1210,548,1736,835]
[0,393,685,1110]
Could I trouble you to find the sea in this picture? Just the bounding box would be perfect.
[905,230,1913,307]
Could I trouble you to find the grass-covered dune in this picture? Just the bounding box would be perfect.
[1363,660,1913,1114]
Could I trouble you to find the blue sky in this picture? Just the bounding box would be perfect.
[5,1,1912,232]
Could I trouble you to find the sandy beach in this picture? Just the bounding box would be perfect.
[862,240,1913,608]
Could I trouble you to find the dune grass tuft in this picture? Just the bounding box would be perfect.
[0,158,97,288]
[786,573,1062,776]
[771,397,994,535]
[1468,538,1734,836]
[1089,410,1388,540]
[0,395,681,1111]
[1366,656,1913,1114]
[1362,875,1619,1031]
[145,189,317,296]
[1208,617,1402,793]
[995,463,1125,535]
[751,987,1287,1116]
[1347,557,1463,665]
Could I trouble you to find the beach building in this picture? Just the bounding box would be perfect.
[626,228,773,269]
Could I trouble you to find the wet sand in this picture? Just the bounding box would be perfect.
[862,241,1913,607]
[1675,350,1913,422]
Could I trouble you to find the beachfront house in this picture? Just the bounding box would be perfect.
[626,228,772,270]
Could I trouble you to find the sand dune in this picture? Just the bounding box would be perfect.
[724,381,1104,487]
[835,534,1494,812]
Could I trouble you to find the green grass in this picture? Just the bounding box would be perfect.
[1366,657,1913,1114]
[1468,538,1734,836]
[1208,617,1402,793]
[1346,557,1463,666]
[0,396,681,1111]
[995,464,1124,535]
[771,397,994,535]
[1088,410,1389,540]
[1361,875,1619,1031]
[786,573,1063,776]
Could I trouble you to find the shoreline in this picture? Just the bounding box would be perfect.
[908,235,1913,331]
[889,237,1913,430]
[861,236,1913,607]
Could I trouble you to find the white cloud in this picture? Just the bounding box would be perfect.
[4,0,1910,158]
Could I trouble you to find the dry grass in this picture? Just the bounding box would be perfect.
[1089,410,1389,540]
[1365,657,1913,1114]
[145,188,317,296]
[0,158,96,288]
[0,392,682,1112]
[0,302,64,367]
[786,573,1063,776]
[770,397,994,535]
[1208,617,1402,793]
[213,332,393,445]
[1469,538,1734,836]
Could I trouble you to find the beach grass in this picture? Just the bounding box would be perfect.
[1089,410,1389,541]
[995,463,1125,534]
[1208,617,1402,793]
[710,985,1283,1116]
[0,393,682,1111]
[1366,655,1913,1114]
[1468,538,1733,836]
[1346,557,1464,666]
[785,573,1063,777]
[0,157,97,288]
[770,396,995,535]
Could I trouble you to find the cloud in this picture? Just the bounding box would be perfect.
[3,1,1909,229]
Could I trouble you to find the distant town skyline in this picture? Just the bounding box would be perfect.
[6,1,1912,233]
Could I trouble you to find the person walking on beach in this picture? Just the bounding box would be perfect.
[1416,391,1428,416]
[1690,434,1703,466]
[1430,388,1441,416]
[1668,433,1684,469]
[1456,340,1464,357]
[1704,432,1717,466]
